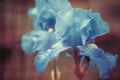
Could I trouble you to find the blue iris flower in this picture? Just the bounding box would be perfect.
[21,0,118,79]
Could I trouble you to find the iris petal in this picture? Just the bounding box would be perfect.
[78,46,118,79]
[55,9,92,47]
[35,0,47,11]
[28,8,38,22]
[28,0,56,30]
[88,10,109,38]
[21,32,35,54]
[21,30,56,54]
[28,0,47,22]
[45,0,72,12]
[55,8,109,47]
[34,45,70,73]
[34,49,52,73]
[34,7,56,30]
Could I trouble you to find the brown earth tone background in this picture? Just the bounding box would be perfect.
[0,0,120,80]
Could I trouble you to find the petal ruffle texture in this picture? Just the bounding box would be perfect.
[28,8,38,22]
[45,0,72,12]
[78,46,118,79]
[34,7,56,30]
[28,0,56,30]
[34,45,70,73]
[21,32,35,54]
[21,30,56,54]
[28,0,47,22]
[55,8,109,47]
[28,0,72,30]
[88,10,109,38]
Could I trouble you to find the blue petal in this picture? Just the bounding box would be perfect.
[29,0,72,30]
[34,7,56,30]
[78,47,118,79]
[34,49,52,73]
[55,8,92,47]
[28,8,38,22]
[35,0,47,10]
[21,32,35,54]
[89,59,95,70]
[21,30,56,54]
[32,31,56,53]
[45,0,72,12]
[55,8,110,47]
[34,45,70,73]
[28,0,47,22]
[87,10,109,38]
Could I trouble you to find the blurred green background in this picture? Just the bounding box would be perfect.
[0,0,120,80]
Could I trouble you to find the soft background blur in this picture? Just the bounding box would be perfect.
[0,0,120,80]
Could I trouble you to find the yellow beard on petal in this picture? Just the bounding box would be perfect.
[48,28,54,32]
[87,43,98,49]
